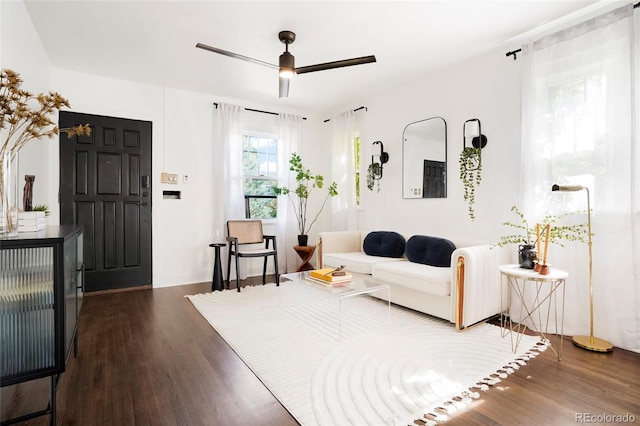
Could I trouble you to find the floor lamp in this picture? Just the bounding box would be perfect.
[551,184,613,352]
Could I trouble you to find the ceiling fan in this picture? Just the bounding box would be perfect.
[196,30,376,98]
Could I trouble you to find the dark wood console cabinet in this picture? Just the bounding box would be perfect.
[0,226,84,425]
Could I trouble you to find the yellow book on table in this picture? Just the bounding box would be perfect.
[309,268,352,283]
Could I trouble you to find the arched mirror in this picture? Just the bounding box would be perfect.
[402,117,447,198]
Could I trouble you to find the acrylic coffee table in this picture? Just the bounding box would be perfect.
[281,271,391,340]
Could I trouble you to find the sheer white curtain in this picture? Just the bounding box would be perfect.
[276,113,301,273]
[520,5,639,352]
[330,110,357,230]
[212,103,245,278]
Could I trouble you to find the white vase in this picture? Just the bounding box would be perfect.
[0,151,19,237]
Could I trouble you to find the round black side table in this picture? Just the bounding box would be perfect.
[209,243,226,291]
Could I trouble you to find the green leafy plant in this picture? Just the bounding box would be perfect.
[31,204,50,216]
[494,205,590,248]
[273,152,338,236]
[366,162,381,192]
[459,147,482,220]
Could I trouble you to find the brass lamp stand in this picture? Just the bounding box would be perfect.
[552,184,613,352]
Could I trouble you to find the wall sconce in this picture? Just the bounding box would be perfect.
[551,183,613,353]
[463,118,487,150]
[371,140,389,179]
[367,140,389,192]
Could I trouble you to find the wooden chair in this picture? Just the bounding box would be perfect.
[226,220,279,292]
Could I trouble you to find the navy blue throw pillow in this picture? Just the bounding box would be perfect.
[363,231,406,258]
[406,235,456,267]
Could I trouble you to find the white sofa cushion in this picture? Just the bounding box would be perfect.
[372,260,451,297]
[323,252,404,275]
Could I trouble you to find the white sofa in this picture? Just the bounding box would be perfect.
[316,230,511,330]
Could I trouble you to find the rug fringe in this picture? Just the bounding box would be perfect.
[413,342,546,425]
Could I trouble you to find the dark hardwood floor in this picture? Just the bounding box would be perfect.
[2,276,639,425]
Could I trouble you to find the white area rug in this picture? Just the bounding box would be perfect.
[187,282,544,425]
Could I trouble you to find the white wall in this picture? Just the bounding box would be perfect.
[332,50,522,245]
[2,0,322,288]
[1,0,54,220]
[2,0,523,289]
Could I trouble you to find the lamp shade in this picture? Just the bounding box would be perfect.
[279,52,295,78]
[464,120,480,138]
[552,184,584,192]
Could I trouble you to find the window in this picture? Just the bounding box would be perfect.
[242,134,278,219]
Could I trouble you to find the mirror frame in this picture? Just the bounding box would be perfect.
[402,116,447,199]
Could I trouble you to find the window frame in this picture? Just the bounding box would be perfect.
[241,130,279,221]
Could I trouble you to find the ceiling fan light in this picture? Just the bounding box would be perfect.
[279,67,295,78]
[279,51,295,78]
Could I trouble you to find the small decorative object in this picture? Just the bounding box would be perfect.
[1,69,91,235]
[30,204,50,215]
[23,175,35,211]
[460,119,487,221]
[518,243,537,269]
[551,183,612,352]
[538,224,551,275]
[366,140,388,192]
[533,223,542,272]
[273,152,338,246]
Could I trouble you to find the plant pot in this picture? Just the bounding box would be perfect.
[518,244,537,269]
[297,235,308,246]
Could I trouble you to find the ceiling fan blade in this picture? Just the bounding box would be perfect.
[196,43,278,69]
[295,55,376,75]
[279,76,290,98]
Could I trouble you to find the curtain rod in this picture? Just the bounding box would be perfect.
[506,2,639,61]
[323,106,367,123]
[213,103,306,120]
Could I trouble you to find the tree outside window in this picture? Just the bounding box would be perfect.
[242,135,278,219]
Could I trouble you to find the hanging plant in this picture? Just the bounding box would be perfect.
[366,162,381,192]
[459,147,482,220]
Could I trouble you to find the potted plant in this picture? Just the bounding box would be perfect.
[495,205,590,247]
[459,147,482,220]
[494,205,590,267]
[273,152,338,246]
[366,162,381,192]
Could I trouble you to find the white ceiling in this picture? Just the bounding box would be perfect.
[23,0,606,114]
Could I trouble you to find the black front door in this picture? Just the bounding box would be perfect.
[422,159,446,198]
[59,112,152,292]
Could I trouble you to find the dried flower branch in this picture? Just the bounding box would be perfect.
[1,68,91,160]
[1,68,92,232]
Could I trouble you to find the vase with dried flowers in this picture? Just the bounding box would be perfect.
[1,68,91,235]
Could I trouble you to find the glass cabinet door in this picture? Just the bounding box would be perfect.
[0,246,55,376]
